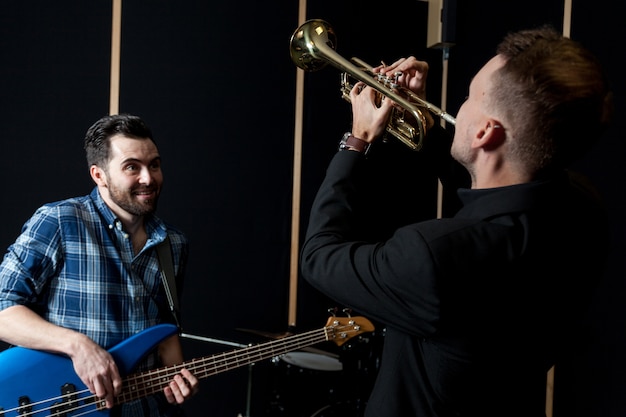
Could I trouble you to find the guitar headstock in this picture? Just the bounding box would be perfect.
[325,316,375,346]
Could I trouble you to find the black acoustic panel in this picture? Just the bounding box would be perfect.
[0,2,110,267]
[442,0,457,44]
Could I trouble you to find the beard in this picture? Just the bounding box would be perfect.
[108,182,159,216]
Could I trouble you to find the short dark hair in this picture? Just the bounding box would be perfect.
[491,26,612,175]
[84,113,154,167]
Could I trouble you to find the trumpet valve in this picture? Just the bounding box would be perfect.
[393,71,402,85]
[340,73,352,102]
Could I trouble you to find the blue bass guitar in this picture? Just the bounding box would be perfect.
[0,316,373,416]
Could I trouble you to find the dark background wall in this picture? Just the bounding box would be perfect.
[0,1,624,416]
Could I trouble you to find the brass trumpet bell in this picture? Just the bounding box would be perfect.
[290,19,456,151]
[290,19,337,72]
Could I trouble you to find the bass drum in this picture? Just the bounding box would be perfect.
[262,349,355,417]
[261,329,385,417]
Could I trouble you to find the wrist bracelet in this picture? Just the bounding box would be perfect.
[338,132,370,154]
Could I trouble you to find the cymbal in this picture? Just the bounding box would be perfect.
[235,328,293,339]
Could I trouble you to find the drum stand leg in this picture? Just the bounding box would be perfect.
[235,363,254,417]
[245,363,253,417]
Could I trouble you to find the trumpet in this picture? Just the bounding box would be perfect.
[289,19,456,151]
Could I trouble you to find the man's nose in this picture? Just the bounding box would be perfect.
[138,167,153,184]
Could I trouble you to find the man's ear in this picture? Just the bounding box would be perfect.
[473,119,505,150]
[89,165,106,186]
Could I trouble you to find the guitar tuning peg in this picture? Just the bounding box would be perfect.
[342,308,352,317]
[327,307,338,316]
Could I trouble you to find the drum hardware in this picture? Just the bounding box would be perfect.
[179,332,253,417]
[235,327,293,340]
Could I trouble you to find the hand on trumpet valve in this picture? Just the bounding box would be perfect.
[372,56,429,99]
[349,81,394,142]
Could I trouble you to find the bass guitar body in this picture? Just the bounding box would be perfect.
[0,324,178,417]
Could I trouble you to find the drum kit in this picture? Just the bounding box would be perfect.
[235,324,384,417]
[182,317,383,417]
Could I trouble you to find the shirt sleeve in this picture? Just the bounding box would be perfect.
[300,150,441,337]
[0,205,63,312]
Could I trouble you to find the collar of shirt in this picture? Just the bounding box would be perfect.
[88,187,168,250]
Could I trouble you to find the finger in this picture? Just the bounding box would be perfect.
[92,376,115,409]
[363,85,378,101]
[92,377,105,398]
[180,369,199,394]
[163,386,175,404]
[180,368,196,383]
[167,375,189,404]
[381,94,395,109]
[350,81,365,99]
[399,58,429,76]
[384,57,407,73]
[109,368,123,396]
[351,82,372,104]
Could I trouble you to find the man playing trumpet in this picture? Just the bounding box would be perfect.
[301,26,612,417]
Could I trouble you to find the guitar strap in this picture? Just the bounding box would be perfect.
[155,235,182,331]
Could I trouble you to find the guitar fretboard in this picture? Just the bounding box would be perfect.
[115,326,331,404]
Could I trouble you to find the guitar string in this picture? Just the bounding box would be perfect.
[3,390,98,417]
[4,323,364,416]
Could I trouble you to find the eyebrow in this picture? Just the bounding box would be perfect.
[120,156,161,165]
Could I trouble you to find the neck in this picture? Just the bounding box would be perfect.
[471,164,532,188]
[101,196,147,254]
[470,154,530,189]
[131,228,148,255]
